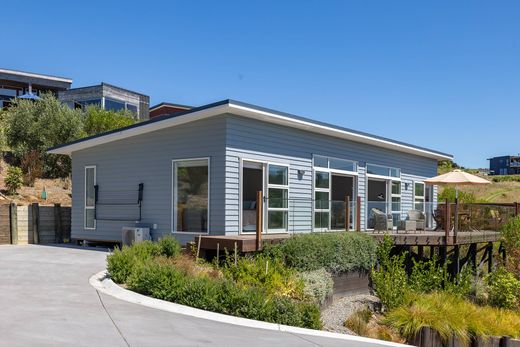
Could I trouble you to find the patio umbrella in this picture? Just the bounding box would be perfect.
[17,92,40,100]
[424,169,490,199]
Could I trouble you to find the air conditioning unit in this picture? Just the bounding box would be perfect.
[121,227,151,246]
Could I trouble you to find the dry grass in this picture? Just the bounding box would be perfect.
[440,180,520,203]
[344,309,404,343]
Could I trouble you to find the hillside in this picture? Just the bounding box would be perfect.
[439,174,520,203]
[0,160,71,206]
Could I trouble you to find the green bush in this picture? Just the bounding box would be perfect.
[492,175,520,183]
[265,232,377,273]
[438,187,476,203]
[501,215,520,250]
[107,239,178,283]
[299,268,334,306]
[485,267,520,309]
[4,166,23,195]
[222,255,304,299]
[371,252,409,311]
[127,258,322,329]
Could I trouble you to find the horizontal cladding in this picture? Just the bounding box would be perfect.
[224,114,438,234]
[71,116,227,243]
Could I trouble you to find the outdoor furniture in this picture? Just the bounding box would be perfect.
[407,209,426,230]
[371,208,393,232]
[433,206,445,231]
[398,220,417,232]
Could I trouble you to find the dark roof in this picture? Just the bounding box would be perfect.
[49,99,453,159]
[64,82,149,97]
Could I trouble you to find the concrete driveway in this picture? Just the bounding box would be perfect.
[0,245,391,347]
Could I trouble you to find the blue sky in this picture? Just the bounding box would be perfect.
[3,1,519,168]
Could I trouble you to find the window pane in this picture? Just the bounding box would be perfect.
[314,212,329,228]
[126,103,138,113]
[268,188,288,208]
[81,99,102,107]
[105,98,126,112]
[315,171,329,189]
[391,197,401,212]
[415,199,424,211]
[268,165,288,185]
[415,183,424,197]
[366,164,389,176]
[390,168,401,177]
[315,191,329,209]
[85,209,95,228]
[176,160,209,232]
[268,211,287,230]
[85,168,95,207]
[391,181,401,195]
[329,158,355,172]
[314,156,328,168]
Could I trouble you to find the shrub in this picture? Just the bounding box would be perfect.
[222,254,304,299]
[485,267,520,309]
[344,308,373,336]
[501,215,520,251]
[127,258,322,329]
[265,232,377,273]
[299,268,334,306]
[157,236,181,258]
[438,187,476,203]
[371,252,409,311]
[4,166,23,195]
[83,106,136,137]
[385,291,520,343]
[20,149,43,186]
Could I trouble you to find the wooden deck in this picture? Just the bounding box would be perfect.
[197,230,502,253]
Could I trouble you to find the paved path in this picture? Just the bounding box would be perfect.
[0,245,388,347]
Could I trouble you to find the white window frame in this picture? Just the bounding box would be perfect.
[266,163,290,233]
[313,170,331,231]
[366,163,401,180]
[414,181,426,211]
[84,165,96,230]
[171,157,210,234]
[391,181,402,223]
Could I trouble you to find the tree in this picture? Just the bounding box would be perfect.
[83,106,137,136]
[2,93,85,178]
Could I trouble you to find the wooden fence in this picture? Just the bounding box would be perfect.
[0,203,71,245]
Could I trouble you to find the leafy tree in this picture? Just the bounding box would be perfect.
[2,93,85,178]
[438,187,476,203]
[83,106,137,136]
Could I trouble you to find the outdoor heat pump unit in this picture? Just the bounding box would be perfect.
[121,227,151,246]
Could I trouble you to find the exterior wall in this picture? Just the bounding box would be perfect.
[71,116,227,245]
[223,114,438,232]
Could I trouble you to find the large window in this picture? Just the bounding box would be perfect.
[313,155,357,172]
[104,98,126,112]
[314,171,330,230]
[267,164,289,231]
[84,166,96,229]
[414,182,425,211]
[173,158,209,233]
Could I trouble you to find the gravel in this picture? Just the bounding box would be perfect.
[321,294,381,335]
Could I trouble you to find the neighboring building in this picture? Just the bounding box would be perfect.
[149,102,192,119]
[488,155,520,175]
[58,83,150,120]
[49,99,452,244]
[0,68,72,109]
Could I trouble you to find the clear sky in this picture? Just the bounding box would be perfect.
[3,1,519,168]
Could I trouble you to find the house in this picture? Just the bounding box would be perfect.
[48,99,452,244]
[0,68,72,109]
[488,155,520,175]
[149,102,192,119]
[58,83,150,120]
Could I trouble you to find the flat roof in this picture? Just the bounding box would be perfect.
[48,99,453,160]
[0,68,72,84]
[64,82,148,97]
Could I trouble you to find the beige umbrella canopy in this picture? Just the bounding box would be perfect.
[424,169,490,199]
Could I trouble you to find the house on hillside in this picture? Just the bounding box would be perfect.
[58,83,150,120]
[0,68,72,109]
[48,100,452,244]
[488,155,520,175]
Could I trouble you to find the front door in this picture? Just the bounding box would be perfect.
[367,179,388,229]
[241,161,264,233]
[330,174,355,230]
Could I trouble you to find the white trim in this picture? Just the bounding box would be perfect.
[266,163,290,233]
[49,102,452,161]
[84,165,96,230]
[171,157,210,234]
[413,181,426,211]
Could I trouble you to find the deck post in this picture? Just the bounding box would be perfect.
[444,199,451,245]
[470,243,477,272]
[31,202,39,245]
[345,196,350,232]
[487,242,493,273]
[256,191,263,251]
[429,246,435,260]
[418,245,424,259]
[453,198,459,244]
[356,196,361,231]
[453,245,460,276]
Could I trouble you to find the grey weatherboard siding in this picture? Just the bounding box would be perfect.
[71,113,439,244]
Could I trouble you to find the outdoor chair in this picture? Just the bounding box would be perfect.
[371,208,393,232]
[407,209,426,231]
